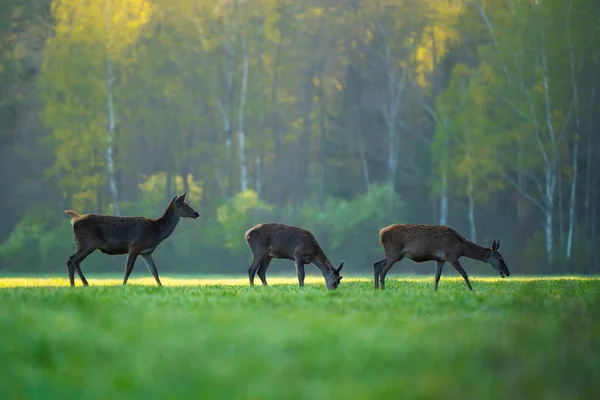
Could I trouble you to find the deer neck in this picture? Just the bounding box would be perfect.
[313,254,334,277]
[154,205,181,242]
[461,240,491,263]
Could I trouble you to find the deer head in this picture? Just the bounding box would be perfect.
[171,193,200,219]
[324,262,344,290]
[488,240,510,278]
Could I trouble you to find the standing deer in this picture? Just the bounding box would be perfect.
[245,223,344,290]
[64,193,199,287]
[373,224,510,290]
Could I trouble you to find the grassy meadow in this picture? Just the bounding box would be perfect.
[0,275,599,399]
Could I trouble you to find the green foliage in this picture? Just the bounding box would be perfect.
[119,172,203,217]
[300,184,402,251]
[0,278,599,399]
[216,190,273,255]
[0,209,58,270]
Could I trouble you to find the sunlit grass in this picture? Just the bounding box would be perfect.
[0,276,598,399]
[1,274,597,288]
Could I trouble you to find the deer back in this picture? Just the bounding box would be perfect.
[380,224,466,255]
[72,215,159,255]
[246,223,323,260]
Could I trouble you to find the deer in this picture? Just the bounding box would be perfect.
[245,222,344,290]
[373,224,510,291]
[64,193,199,287]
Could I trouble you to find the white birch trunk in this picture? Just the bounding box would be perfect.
[541,44,557,264]
[565,0,579,262]
[439,114,449,226]
[585,79,596,266]
[105,0,120,216]
[377,22,407,193]
[566,133,579,262]
[387,123,397,187]
[105,56,120,215]
[255,156,261,196]
[357,134,370,191]
[440,172,448,225]
[544,168,555,263]
[255,24,265,197]
[218,6,236,193]
[218,100,232,188]
[238,37,249,192]
[467,170,476,243]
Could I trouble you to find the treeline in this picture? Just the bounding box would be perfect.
[0,0,598,275]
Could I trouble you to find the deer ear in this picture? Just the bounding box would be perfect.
[496,240,500,250]
[336,262,344,273]
[491,240,497,251]
[177,192,187,203]
[171,195,178,204]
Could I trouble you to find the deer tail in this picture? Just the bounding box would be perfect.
[64,209,81,218]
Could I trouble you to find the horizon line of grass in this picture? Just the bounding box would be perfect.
[1,275,598,288]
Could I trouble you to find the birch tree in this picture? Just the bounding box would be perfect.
[40,0,150,212]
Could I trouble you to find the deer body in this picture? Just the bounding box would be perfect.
[245,223,344,290]
[373,224,510,290]
[64,193,199,287]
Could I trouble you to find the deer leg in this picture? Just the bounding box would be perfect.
[380,256,403,290]
[295,260,306,287]
[122,249,141,285]
[74,264,89,286]
[373,258,386,289]
[66,260,75,287]
[434,261,444,291]
[67,246,94,287]
[141,254,162,286]
[448,259,473,291]
[248,256,260,286]
[256,257,272,286]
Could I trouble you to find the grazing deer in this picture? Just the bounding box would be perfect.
[245,223,344,290]
[373,224,510,290]
[64,193,199,287]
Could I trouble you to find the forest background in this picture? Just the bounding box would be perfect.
[1,0,599,275]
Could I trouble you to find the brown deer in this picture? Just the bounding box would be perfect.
[64,193,199,287]
[373,224,510,290]
[245,223,344,290]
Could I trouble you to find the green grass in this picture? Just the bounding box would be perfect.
[1,276,599,399]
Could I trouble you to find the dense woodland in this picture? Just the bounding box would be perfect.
[0,0,599,275]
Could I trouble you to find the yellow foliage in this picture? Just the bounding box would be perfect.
[51,0,152,56]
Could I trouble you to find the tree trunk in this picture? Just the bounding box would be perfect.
[585,78,596,269]
[541,46,558,265]
[317,69,326,210]
[271,29,285,209]
[357,134,370,191]
[238,36,249,193]
[440,163,448,226]
[467,169,476,242]
[544,167,555,265]
[565,0,581,265]
[558,169,564,253]
[105,55,121,216]
[387,122,397,189]
[255,20,265,197]
[591,173,598,271]
[218,7,237,197]
[430,25,449,226]
[566,133,579,263]
[299,66,314,198]
[165,171,172,200]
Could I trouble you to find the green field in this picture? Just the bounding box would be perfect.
[1,276,599,399]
